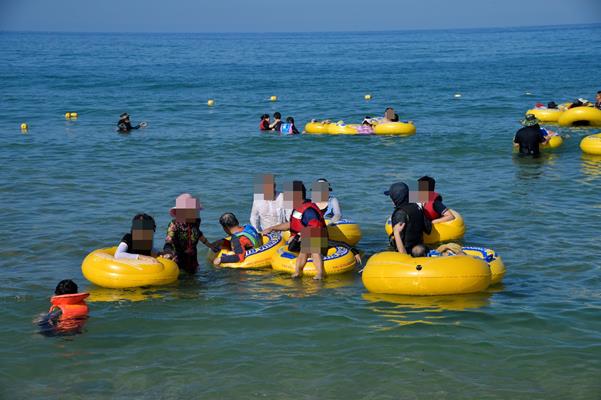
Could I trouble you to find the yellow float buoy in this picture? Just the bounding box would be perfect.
[580,133,601,155]
[82,247,179,289]
[207,232,284,269]
[271,245,356,277]
[207,99,215,107]
[20,123,28,131]
[362,251,491,296]
[364,94,372,100]
[270,95,277,102]
[65,112,78,119]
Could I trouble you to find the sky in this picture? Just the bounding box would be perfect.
[1,0,600,33]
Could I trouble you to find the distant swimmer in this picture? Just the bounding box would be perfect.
[513,114,549,157]
[279,117,300,134]
[117,112,147,132]
[416,176,456,224]
[596,91,601,109]
[259,114,271,131]
[269,112,282,131]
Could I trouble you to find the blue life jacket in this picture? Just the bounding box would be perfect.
[233,224,262,248]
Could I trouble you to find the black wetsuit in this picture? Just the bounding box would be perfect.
[389,203,429,253]
[514,125,545,157]
[117,120,140,132]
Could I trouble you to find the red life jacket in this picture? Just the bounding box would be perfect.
[289,201,326,236]
[49,293,89,320]
[259,120,269,130]
[422,191,442,221]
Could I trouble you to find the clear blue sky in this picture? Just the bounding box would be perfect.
[1,0,600,33]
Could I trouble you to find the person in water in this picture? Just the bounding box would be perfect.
[568,98,591,109]
[250,174,289,232]
[269,112,282,131]
[312,178,342,222]
[382,107,396,123]
[39,279,89,335]
[513,114,550,157]
[114,213,161,260]
[263,181,328,279]
[162,193,219,273]
[259,114,270,131]
[117,113,146,132]
[212,213,262,266]
[415,176,455,224]
[596,91,601,109]
[280,117,300,134]
[386,182,431,256]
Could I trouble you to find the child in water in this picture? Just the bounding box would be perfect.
[162,193,219,273]
[115,213,161,260]
[279,117,300,134]
[38,279,89,336]
[259,114,270,131]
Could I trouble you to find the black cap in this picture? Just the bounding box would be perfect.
[384,182,407,197]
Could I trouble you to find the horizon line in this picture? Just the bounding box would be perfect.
[1,22,599,36]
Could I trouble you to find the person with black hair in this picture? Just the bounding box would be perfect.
[115,213,161,260]
[416,176,455,224]
[269,112,282,131]
[596,91,601,110]
[279,116,300,134]
[212,213,262,266]
[385,182,431,255]
[117,113,147,133]
[263,181,328,279]
[39,279,89,335]
[259,114,271,131]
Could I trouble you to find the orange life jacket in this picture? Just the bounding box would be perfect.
[49,293,89,319]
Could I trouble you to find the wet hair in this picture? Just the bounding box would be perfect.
[597,91,601,94]
[417,176,436,191]
[219,212,240,229]
[120,112,129,119]
[411,245,427,258]
[384,107,393,112]
[291,180,307,200]
[274,112,281,119]
[261,114,269,120]
[392,114,399,122]
[55,279,78,295]
[131,213,156,232]
[286,117,294,124]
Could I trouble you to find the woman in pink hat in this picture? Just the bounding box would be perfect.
[162,193,218,274]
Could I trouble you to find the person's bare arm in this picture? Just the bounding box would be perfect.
[393,223,406,254]
[432,209,455,224]
[262,222,290,234]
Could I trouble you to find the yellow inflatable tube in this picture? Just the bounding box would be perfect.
[385,209,465,244]
[558,107,601,127]
[271,245,356,277]
[328,123,359,135]
[208,232,284,269]
[373,122,416,136]
[82,247,179,289]
[526,108,564,123]
[461,247,506,285]
[580,133,601,155]
[326,218,362,246]
[541,134,563,149]
[362,251,491,295]
[304,122,331,134]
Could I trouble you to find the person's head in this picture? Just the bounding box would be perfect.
[274,112,281,120]
[384,107,395,120]
[219,212,240,234]
[254,173,276,201]
[521,114,539,127]
[411,244,427,258]
[547,101,558,109]
[119,112,130,122]
[130,213,156,251]
[596,91,601,101]
[283,180,306,209]
[170,193,203,223]
[311,179,331,203]
[384,182,409,207]
[362,116,372,125]
[286,116,295,124]
[261,114,270,121]
[55,279,78,296]
[417,176,436,192]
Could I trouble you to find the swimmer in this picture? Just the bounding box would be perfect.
[212,213,262,266]
[259,114,270,131]
[280,117,300,134]
[114,213,162,260]
[38,279,89,336]
[162,193,219,274]
[117,112,147,132]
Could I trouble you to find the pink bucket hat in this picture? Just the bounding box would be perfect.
[169,193,203,217]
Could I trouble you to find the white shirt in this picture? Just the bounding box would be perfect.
[250,192,290,231]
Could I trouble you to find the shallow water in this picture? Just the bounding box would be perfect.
[1,25,601,399]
